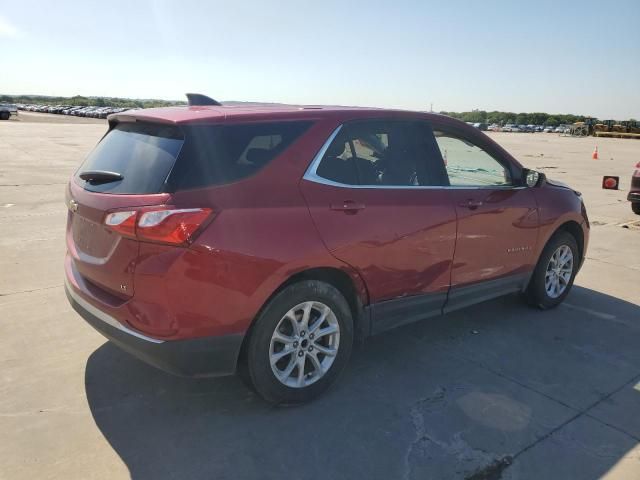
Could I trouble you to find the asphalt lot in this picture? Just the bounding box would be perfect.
[1,112,639,479]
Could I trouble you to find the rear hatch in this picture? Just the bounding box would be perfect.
[67,122,182,299]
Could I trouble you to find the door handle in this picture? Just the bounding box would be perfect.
[459,199,483,210]
[330,201,366,214]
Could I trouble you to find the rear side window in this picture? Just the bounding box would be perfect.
[168,121,312,190]
[76,123,183,194]
[314,120,448,187]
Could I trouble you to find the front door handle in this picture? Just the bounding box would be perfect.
[459,199,483,210]
[330,201,366,214]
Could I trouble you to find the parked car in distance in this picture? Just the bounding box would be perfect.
[629,162,640,215]
[543,126,555,133]
[0,103,18,120]
[65,97,590,404]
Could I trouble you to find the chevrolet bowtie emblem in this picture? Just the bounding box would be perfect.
[68,199,79,212]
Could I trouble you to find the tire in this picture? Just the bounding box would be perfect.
[243,280,354,405]
[525,231,579,309]
[632,203,640,215]
[0,111,10,121]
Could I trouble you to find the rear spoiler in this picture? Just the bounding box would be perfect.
[106,93,223,126]
[186,93,222,106]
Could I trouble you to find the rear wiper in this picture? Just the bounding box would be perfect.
[78,170,123,184]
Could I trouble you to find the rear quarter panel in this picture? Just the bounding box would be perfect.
[137,120,368,340]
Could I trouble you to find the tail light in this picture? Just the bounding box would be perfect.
[104,211,137,238]
[104,208,214,245]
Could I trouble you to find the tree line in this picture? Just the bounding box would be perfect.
[0,94,181,109]
[437,110,595,127]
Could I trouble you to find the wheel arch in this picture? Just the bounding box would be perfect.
[554,220,585,261]
[237,266,369,369]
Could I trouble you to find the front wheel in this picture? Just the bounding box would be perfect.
[525,231,579,309]
[632,203,640,215]
[243,280,354,405]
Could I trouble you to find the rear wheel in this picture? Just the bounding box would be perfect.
[632,203,640,215]
[0,111,10,121]
[525,231,579,309]
[244,280,353,405]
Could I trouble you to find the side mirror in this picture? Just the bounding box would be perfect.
[523,169,545,187]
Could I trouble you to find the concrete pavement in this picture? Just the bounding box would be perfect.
[1,117,639,479]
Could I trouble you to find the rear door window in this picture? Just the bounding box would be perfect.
[76,123,184,194]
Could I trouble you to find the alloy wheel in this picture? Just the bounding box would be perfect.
[544,245,574,299]
[269,301,340,388]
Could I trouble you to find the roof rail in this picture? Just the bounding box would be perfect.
[185,93,222,106]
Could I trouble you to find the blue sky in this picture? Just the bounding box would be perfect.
[1,0,638,118]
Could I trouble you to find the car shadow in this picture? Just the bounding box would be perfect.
[85,286,640,480]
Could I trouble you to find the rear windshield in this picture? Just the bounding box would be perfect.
[76,123,183,194]
[76,121,311,194]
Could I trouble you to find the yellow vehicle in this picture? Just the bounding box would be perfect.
[593,120,640,139]
[621,121,640,134]
[593,120,614,134]
[570,118,594,136]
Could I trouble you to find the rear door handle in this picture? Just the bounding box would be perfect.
[330,201,366,214]
[459,199,483,210]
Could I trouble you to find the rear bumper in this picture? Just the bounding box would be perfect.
[66,283,244,377]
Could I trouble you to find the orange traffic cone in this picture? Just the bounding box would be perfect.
[592,146,599,160]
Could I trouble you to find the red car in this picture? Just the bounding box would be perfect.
[629,162,640,214]
[65,96,589,404]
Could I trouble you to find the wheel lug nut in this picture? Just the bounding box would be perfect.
[298,351,304,357]
[309,333,314,340]
[308,346,313,352]
[300,331,306,337]
[293,341,298,348]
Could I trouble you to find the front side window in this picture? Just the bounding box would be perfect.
[434,132,511,187]
[315,121,446,187]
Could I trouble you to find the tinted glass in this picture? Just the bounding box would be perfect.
[168,121,311,190]
[316,121,446,187]
[76,123,183,194]
[434,132,511,186]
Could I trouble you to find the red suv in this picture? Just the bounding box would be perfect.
[65,96,589,404]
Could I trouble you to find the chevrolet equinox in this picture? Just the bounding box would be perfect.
[65,95,590,404]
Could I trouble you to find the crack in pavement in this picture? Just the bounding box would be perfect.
[0,284,63,297]
[403,387,499,480]
[0,183,67,187]
[584,256,640,271]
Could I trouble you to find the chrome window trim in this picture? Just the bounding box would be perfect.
[65,278,165,344]
[302,124,525,191]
